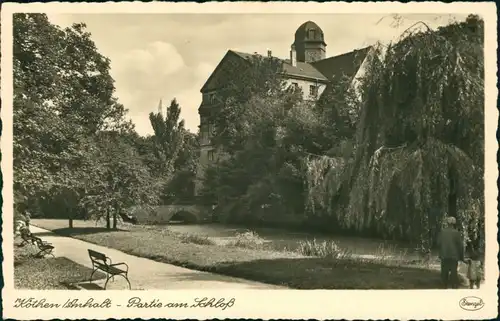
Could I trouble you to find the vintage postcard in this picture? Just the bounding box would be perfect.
[1,1,498,320]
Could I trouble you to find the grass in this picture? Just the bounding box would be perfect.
[175,232,216,245]
[296,239,353,259]
[14,240,105,290]
[32,219,467,289]
[226,230,267,249]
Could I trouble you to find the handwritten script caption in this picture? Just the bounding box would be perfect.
[14,296,235,310]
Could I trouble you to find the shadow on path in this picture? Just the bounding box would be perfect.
[33,227,130,238]
[75,282,106,290]
[208,257,466,289]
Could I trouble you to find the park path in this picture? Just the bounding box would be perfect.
[30,226,283,290]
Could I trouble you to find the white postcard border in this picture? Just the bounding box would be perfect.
[2,2,498,320]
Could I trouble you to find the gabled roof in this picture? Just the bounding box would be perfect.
[201,46,372,92]
[232,50,328,82]
[282,60,329,81]
[311,46,372,81]
[200,50,243,92]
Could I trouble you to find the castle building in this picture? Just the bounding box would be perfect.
[195,21,372,195]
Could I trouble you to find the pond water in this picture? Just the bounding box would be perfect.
[165,222,420,257]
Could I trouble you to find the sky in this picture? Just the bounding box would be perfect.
[46,13,467,136]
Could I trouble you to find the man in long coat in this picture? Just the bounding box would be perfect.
[437,216,464,289]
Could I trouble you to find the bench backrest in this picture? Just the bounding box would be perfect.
[20,227,31,237]
[88,249,108,265]
[33,236,46,247]
[20,231,31,240]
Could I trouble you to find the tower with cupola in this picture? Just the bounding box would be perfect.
[292,21,327,63]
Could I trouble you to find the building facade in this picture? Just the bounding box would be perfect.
[195,21,372,195]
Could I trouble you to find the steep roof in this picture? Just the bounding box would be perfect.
[200,50,246,92]
[231,50,328,82]
[283,60,329,81]
[311,46,372,81]
[201,46,371,92]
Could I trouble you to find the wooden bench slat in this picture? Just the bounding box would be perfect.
[88,249,107,262]
[95,264,125,275]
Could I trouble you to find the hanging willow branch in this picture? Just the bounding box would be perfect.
[369,143,407,168]
[308,15,484,249]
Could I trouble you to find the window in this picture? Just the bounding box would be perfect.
[200,124,209,143]
[203,92,217,105]
[291,82,299,91]
[309,85,318,97]
[308,29,316,39]
[208,150,215,161]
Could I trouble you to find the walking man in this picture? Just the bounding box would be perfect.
[437,216,464,289]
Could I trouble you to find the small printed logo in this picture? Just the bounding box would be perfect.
[459,296,485,311]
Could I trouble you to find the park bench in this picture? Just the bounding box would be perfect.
[19,227,37,246]
[33,236,55,258]
[88,249,131,290]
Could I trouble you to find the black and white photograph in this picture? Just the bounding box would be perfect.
[2,2,498,320]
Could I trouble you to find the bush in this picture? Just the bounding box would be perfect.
[175,233,215,245]
[296,239,352,259]
[227,230,266,249]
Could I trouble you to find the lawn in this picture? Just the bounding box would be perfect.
[14,238,105,290]
[32,219,467,289]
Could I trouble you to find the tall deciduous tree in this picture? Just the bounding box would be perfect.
[163,131,199,204]
[149,99,186,177]
[14,14,133,134]
[147,99,200,204]
[80,132,161,229]
[13,13,134,227]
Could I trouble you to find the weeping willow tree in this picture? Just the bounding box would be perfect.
[304,155,346,216]
[308,15,484,252]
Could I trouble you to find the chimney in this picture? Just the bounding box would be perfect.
[290,45,297,67]
[267,49,272,58]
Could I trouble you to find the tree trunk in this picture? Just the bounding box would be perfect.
[448,170,457,223]
[68,202,73,228]
[66,198,74,228]
[112,208,117,230]
[448,192,457,219]
[106,207,111,230]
